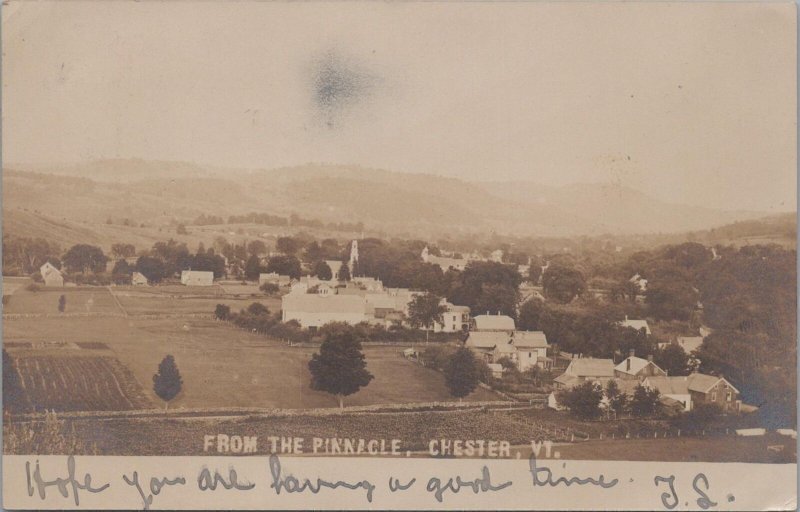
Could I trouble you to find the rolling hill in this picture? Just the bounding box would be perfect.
[2,160,781,245]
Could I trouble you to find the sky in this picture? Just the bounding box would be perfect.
[2,1,796,212]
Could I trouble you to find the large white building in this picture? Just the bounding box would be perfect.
[181,270,214,286]
[282,290,369,328]
[281,279,420,329]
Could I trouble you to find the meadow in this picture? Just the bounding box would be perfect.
[3,285,500,411]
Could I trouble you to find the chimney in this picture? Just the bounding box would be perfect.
[625,315,629,321]
[626,358,631,371]
[629,349,635,358]
[647,354,654,362]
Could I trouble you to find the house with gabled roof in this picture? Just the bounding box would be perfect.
[643,373,740,413]
[553,357,615,389]
[131,272,149,286]
[40,262,64,287]
[465,330,550,371]
[614,351,666,380]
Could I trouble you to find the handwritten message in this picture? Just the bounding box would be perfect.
[12,453,763,510]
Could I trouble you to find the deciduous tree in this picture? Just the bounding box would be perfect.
[557,381,603,419]
[443,347,480,400]
[62,244,108,274]
[408,293,447,341]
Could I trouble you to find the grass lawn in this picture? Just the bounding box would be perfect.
[3,314,500,411]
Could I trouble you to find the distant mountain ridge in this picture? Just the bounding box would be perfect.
[3,160,775,238]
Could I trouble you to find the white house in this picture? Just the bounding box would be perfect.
[465,330,550,371]
[619,315,651,335]
[131,272,149,286]
[472,314,515,332]
[39,262,64,287]
[433,301,471,333]
[180,270,214,286]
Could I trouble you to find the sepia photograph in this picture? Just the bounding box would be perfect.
[1,0,796,509]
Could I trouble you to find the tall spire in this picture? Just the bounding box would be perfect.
[349,239,359,268]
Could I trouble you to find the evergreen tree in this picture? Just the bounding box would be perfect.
[244,254,262,281]
[337,261,351,281]
[308,323,373,408]
[443,347,480,400]
[153,355,183,411]
[314,260,333,280]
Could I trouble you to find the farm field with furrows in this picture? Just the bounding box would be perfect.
[10,353,153,412]
[4,307,501,411]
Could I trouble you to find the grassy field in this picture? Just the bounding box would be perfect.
[112,293,281,316]
[4,292,500,410]
[4,289,124,315]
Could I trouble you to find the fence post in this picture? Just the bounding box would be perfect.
[678,429,681,437]
[599,433,603,440]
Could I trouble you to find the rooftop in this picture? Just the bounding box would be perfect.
[565,358,615,378]
[473,314,515,331]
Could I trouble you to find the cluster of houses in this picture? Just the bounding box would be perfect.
[38,260,198,288]
[464,314,550,376]
[548,350,740,414]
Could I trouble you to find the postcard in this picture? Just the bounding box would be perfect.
[1,0,796,509]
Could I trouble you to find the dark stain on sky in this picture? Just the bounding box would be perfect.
[312,50,376,129]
